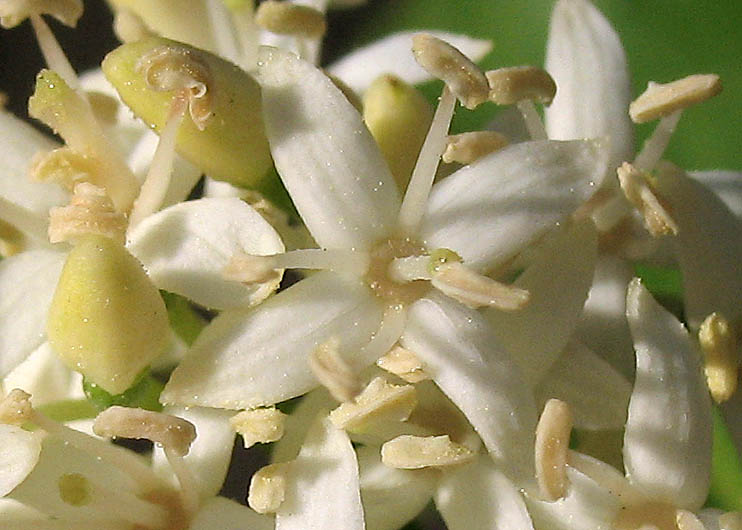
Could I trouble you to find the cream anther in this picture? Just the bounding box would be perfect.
[617,162,678,237]
[255,0,326,38]
[48,182,127,244]
[699,312,739,403]
[411,33,489,110]
[431,261,530,310]
[381,434,475,469]
[535,398,573,501]
[30,147,98,190]
[136,45,214,130]
[309,336,362,402]
[329,376,417,432]
[230,407,287,448]
[0,388,33,425]
[629,74,722,124]
[485,66,557,105]
[376,345,429,383]
[93,406,196,457]
[0,0,82,28]
[248,462,289,514]
[223,252,282,284]
[442,131,509,164]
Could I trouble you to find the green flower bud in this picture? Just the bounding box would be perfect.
[47,235,169,395]
[102,36,272,189]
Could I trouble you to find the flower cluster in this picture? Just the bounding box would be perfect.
[0,0,740,529]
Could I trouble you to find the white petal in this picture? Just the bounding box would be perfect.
[436,455,534,530]
[161,272,384,409]
[152,406,236,499]
[0,425,43,497]
[276,414,364,530]
[190,496,273,530]
[357,444,436,530]
[0,249,66,378]
[402,294,537,482]
[255,46,400,250]
[655,164,742,329]
[689,170,742,217]
[485,220,598,386]
[536,340,632,430]
[624,279,712,510]
[545,0,634,170]
[326,31,492,93]
[422,139,609,273]
[127,197,284,310]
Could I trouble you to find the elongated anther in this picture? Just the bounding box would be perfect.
[230,407,287,448]
[0,0,82,28]
[699,312,739,403]
[442,131,509,164]
[617,162,678,237]
[535,398,573,501]
[255,0,326,38]
[309,336,362,402]
[381,434,475,469]
[329,376,417,432]
[486,66,557,105]
[629,74,722,124]
[431,261,530,310]
[412,33,489,110]
[376,345,429,383]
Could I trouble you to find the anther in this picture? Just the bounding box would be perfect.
[381,434,475,469]
[535,398,573,501]
[0,0,82,28]
[248,462,290,514]
[629,74,722,124]
[223,252,282,284]
[255,0,326,38]
[329,376,417,432]
[230,407,287,449]
[486,66,557,105]
[617,162,678,237]
[0,388,33,426]
[309,336,362,402]
[412,33,489,110]
[431,261,530,310]
[442,131,509,165]
[48,182,127,244]
[699,312,739,403]
[376,345,429,383]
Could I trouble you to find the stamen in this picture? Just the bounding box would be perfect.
[136,44,214,130]
[113,8,152,43]
[676,510,707,530]
[387,255,432,283]
[633,110,682,173]
[377,345,429,383]
[617,162,678,237]
[48,182,127,244]
[516,99,549,140]
[431,261,530,310]
[699,312,739,403]
[254,1,326,39]
[719,512,742,530]
[0,0,82,28]
[381,434,475,469]
[629,74,722,124]
[329,376,417,432]
[411,33,489,110]
[248,462,290,514]
[535,398,573,501]
[30,147,97,190]
[29,14,80,89]
[309,337,361,402]
[357,304,408,363]
[230,407,287,449]
[486,66,556,105]
[442,131,509,164]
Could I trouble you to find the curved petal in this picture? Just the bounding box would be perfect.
[624,279,712,510]
[190,496,273,530]
[689,170,742,217]
[327,31,492,93]
[421,139,609,273]
[485,219,598,386]
[436,455,534,530]
[0,249,66,378]
[127,197,284,310]
[401,294,537,482]
[544,0,634,170]
[255,46,400,250]
[161,272,384,409]
[0,425,43,497]
[276,414,364,530]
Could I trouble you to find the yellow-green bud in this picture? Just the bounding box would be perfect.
[47,235,169,395]
[362,75,433,192]
[102,37,272,189]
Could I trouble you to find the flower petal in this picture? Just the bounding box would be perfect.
[326,31,492,93]
[485,220,598,386]
[544,0,633,170]
[255,46,400,250]
[436,455,534,530]
[402,294,537,481]
[689,170,742,217]
[0,425,43,497]
[624,278,712,510]
[0,249,66,378]
[276,414,364,530]
[272,388,335,463]
[127,197,284,310]
[190,496,273,530]
[161,272,383,409]
[421,139,609,273]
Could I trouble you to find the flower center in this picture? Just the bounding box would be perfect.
[364,237,430,307]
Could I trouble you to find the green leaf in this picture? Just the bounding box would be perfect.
[707,406,742,511]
